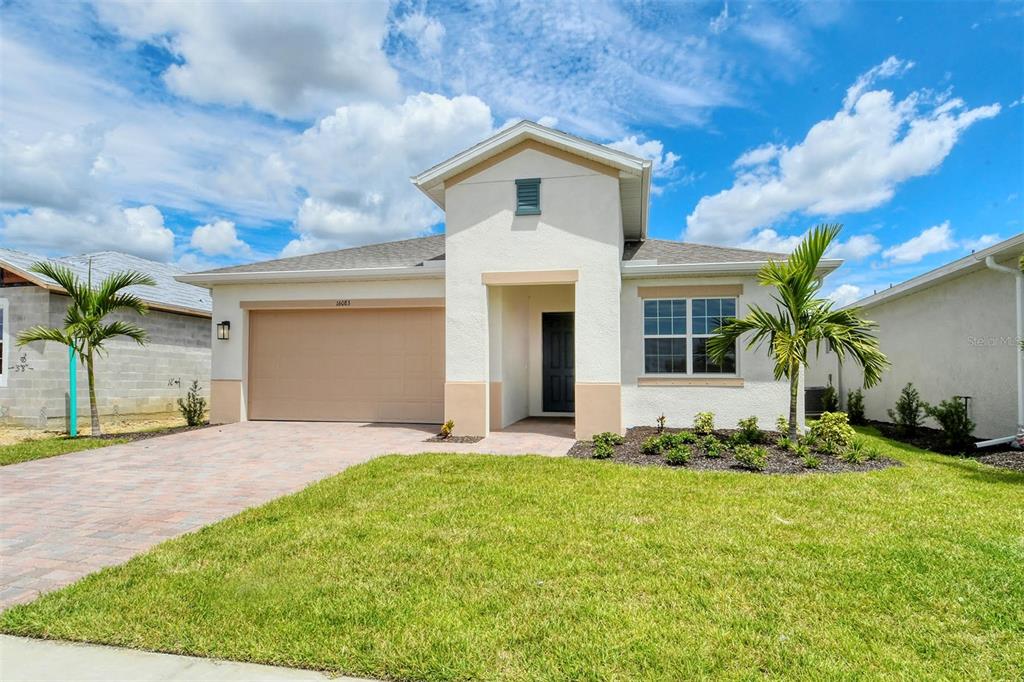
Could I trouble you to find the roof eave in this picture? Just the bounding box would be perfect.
[176,263,447,287]
[621,258,842,279]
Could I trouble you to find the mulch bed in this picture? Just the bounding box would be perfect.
[56,424,209,442]
[868,420,1024,473]
[424,435,485,444]
[569,426,900,475]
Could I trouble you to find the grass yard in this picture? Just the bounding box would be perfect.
[0,436,129,466]
[2,429,1021,680]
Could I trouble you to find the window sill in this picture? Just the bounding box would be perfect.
[515,209,541,216]
[638,376,744,388]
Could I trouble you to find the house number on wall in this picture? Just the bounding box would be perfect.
[335,299,352,307]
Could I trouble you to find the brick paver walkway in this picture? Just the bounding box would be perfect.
[0,419,573,609]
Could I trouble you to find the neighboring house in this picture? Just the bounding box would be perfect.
[807,234,1024,440]
[0,249,212,428]
[179,121,840,438]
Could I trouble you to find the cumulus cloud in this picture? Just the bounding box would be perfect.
[190,219,252,257]
[685,57,1000,244]
[0,129,107,211]
[607,134,688,194]
[963,233,1002,251]
[882,221,958,264]
[394,12,446,56]
[96,1,400,119]
[826,234,882,261]
[1,204,174,261]
[276,93,495,256]
[827,283,864,307]
[739,229,804,253]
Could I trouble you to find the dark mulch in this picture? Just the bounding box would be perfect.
[424,435,485,443]
[86,424,209,442]
[868,420,1024,473]
[569,426,900,475]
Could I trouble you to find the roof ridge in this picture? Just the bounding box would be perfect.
[641,237,786,257]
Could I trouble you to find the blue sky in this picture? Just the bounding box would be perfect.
[1,0,1021,305]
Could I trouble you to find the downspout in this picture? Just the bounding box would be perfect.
[979,256,1023,445]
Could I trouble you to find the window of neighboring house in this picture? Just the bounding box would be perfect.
[643,297,738,375]
[0,298,7,387]
[515,178,541,215]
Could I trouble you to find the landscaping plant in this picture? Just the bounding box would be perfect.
[887,383,928,435]
[847,389,866,425]
[656,414,667,433]
[439,420,455,439]
[591,432,623,459]
[17,260,156,436]
[694,411,715,434]
[925,399,976,451]
[821,385,840,413]
[808,412,856,455]
[708,224,889,440]
[176,380,207,427]
[664,444,692,466]
[734,444,769,471]
[700,435,724,458]
[776,415,790,434]
[737,416,762,444]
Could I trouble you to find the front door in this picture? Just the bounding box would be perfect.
[542,312,575,413]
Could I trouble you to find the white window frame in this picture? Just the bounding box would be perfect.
[641,296,740,378]
[0,297,8,387]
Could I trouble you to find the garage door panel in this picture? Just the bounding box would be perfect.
[248,308,444,423]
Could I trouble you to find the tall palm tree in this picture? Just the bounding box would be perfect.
[17,260,156,436]
[708,224,889,440]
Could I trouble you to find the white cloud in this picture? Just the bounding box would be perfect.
[709,2,732,34]
[685,57,1000,244]
[395,12,446,56]
[1,204,174,261]
[740,228,804,253]
[607,135,680,179]
[96,1,400,119]
[0,129,107,211]
[277,93,495,256]
[962,233,1002,251]
[842,56,914,111]
[190,219,252,257]
[827,284,864,307]
[882,221,958,264]
[826,234,882,261]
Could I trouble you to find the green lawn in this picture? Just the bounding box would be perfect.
[2,429,1021,680]
[0,436,128,466]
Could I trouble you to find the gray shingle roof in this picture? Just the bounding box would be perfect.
[197,235,446,274]
[194,234,782,277]
[0,248,211,315]
[622,239,785,264]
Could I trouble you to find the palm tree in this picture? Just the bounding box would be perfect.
[708,224,889,440]
[17,260,156,436]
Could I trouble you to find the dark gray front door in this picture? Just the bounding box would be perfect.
[542,312,575,413]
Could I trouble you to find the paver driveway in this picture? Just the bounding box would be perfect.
[0,419,573,609]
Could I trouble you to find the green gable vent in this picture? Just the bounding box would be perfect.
[515,178,541,215]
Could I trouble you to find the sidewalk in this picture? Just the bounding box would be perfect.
[0,635,378,681]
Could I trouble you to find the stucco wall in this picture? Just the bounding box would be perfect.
[619,275,797,430]
[207,278,445,420]
[444,144,623,435]
[809,264,1018,439]
[0,287,210,427]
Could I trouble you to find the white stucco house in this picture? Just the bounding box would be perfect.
[808,233,1024,441]
[179,121,840,438]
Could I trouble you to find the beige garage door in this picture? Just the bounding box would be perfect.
[248,307,444,423]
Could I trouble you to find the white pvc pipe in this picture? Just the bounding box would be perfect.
[983,256,1024,439]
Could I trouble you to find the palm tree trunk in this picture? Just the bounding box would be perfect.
[788,360,800,441]
[86,349,101,436]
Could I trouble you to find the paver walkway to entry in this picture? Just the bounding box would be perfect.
[0,419,573,609]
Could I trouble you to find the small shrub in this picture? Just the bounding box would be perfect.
[439,420,455,439]
[641,436,661,455]
[776,436,793,451]
[821,385,840,413]
[665,444,692,466]
[656,414,667,433]
[847,389,866,425]
[887,383,928,434]
[802,452,822,469]
[593,431,624,448]
[177,380,207,427]
[776,415,790,434]
[793,443,810,458]
[700,435,724,458]
[925,399,976,451]
[808,412,855,455]
[643,431,696,456]
[737,416,761,444]
[592,441,615,459]
[727,431,748,448]
[734,444,769,471]
[840,438,869,464]
[694,411,715,435]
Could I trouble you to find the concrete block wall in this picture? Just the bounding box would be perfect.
[0,288,211,428]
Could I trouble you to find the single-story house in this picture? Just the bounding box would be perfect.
[178,121,841,438]
[1,249,212,428]
[807,233,1024,440]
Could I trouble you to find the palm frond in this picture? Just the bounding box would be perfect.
[17,325,72,347]
[96,271,156,302]
[96,320,149,347]
[29,261,89,306]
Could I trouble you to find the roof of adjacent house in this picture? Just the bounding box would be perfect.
[411,120,654,240]
[0,248,212,316]
[176,233,814,287]
[842,232,1024,310]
